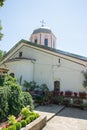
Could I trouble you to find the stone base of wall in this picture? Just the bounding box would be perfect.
[21,115,47,130]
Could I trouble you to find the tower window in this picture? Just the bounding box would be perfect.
[44,38,48,46]
[34,39,37,43]
[19,52,22,57]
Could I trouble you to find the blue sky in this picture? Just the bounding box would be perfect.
[0,0,87,57]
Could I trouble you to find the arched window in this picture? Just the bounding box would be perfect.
[54,81,60,92]
[34,39,37,43]
[19,52,22,57]
[10,73,15,78]
[44,38,48,46]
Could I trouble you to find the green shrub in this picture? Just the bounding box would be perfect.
[40,84,49,92]
[29,115,35,121]
[58,96,64,105]
[25,112,39,124]
[80,102,87,109]
[15,122,22,130]
[7,83,23,116]
[4,75,17,86]
[21,92,34,111]
[30,112,39,119]
[23,81,36,92]
[4,75,23,116]
[0,87,9,121]
[8,125,16,130]
[8,115,17,125]
[25,117,31,124]
[0,75,4,86]
[34,113,40,118]
[2,128,8,130]
[83,72,87,89]
[21,120,27,127]
[21,107,31,119]
[23,80,30,91]
[0,75,34,121]
[0,75,24,121]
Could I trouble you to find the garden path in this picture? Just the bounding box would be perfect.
[41,107,87,130]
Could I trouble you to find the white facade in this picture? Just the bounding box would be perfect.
[0,41,86,93]
[0,26,87,93]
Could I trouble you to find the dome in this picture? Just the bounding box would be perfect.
[32,26,52,34]
[30,26,56,48]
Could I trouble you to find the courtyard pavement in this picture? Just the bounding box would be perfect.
[35,104,64,121]
[35,105,87,130]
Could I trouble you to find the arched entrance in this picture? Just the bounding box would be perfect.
[54,81,60,92]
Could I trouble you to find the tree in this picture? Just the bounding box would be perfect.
[0,0,5,40]
[0,0,5,7]
[0,21,3,40]
[0,49,6,61]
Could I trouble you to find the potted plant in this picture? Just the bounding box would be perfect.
[83,71,87,89]
[59,91,64,96]
[79,92,86,99]
[63,98,70,107]
[65,91,72,97]
[80,102,87,110]
[58,96,64,105]
[73,99,82,107]
[74,92,78,97]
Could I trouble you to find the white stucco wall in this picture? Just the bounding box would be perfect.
[6,60,33,85]
[4,45,85,93]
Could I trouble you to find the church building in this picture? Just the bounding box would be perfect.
[0,24,87,92]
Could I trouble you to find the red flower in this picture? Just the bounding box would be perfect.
[60,91,64,96]
[74,92,78,97]
[2,123,9,128]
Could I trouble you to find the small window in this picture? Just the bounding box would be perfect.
[19,52,22,57]
[34,39,37,43]
[54,81,60,92]
[44,38,48,46]
[10,73,15,78]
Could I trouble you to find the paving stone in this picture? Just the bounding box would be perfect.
[42,107,87,130]
[35,104,64,121]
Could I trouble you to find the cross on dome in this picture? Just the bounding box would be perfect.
[40,20,46,27]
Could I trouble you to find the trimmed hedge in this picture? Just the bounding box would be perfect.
[8,125,16,130]
[15,122,22,130]
[20,120,27,127]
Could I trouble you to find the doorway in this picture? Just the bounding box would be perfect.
[54,81,60,92]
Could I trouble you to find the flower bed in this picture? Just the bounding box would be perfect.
[21,115,46,130]
[0,115,46,130]
[0,107,45,130]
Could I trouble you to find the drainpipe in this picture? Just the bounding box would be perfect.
[31,60,36,81]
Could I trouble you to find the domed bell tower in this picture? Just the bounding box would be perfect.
[30,20,56,48]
